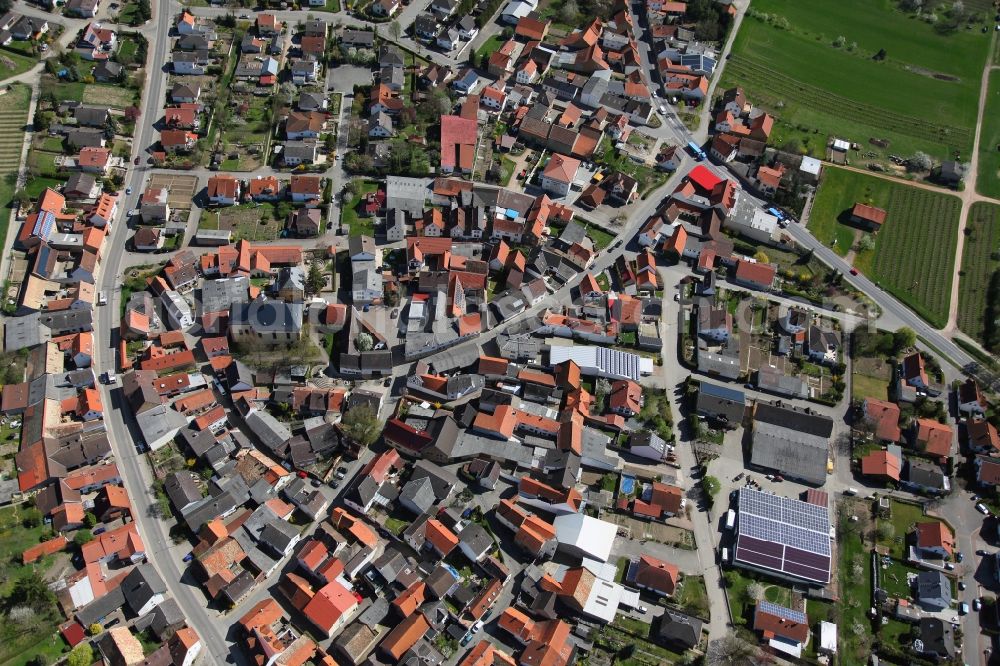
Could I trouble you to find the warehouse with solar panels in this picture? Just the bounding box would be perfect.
[733,487,832,586]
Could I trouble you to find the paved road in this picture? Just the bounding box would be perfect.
[84,0,241,661]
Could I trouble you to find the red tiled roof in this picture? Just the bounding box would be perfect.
[915,521,954,556]
[860,449,901,481]
[863,397,901,443]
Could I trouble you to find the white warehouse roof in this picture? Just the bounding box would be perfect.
[553,513,617,562]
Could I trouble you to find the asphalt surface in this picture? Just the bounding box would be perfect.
[86,0,241,661]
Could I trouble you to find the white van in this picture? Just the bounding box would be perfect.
[725,509,736,530]
[97,291,107,306]
[721,547,729,563]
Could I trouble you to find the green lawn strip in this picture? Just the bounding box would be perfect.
[584,222,615,250]
[499,156,515,186]
[474,35,504,63]
[675,574,709,619]
[878,559,920,599]
[41,78,85,103]
[838,527,873,663]
[719,0,989,160]
[957,201,1000,342]
[0,49,37,80]
[341,180,379,237]
[851,372,889,401]
[876,499,941,559]
[810,168,958,326]
[0,85,32,248]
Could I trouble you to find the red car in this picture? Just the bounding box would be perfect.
[849,268,858,276]
[297,470,307,479]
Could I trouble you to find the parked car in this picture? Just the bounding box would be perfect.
[974,598,982,611]
[125,187,132,195]
[977,549,989,556]
[956,551,964,562]
[960,602,970,615]
[182,552,194,562]
[134,157,140,165]
[977,502,990,515]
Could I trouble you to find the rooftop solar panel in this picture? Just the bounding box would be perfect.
[734,488,832,584]
[757,600,807,624]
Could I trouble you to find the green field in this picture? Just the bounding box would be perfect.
[977,70,1000,198]
[809,168,960,327]
[958,202,1000,342]
[0,49,37,80]
[720,0,990,160]
[0,85,31,248]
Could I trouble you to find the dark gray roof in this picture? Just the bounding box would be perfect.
[753,403,833,437]
[121,564,167,615]
[260,520,301,556]
[75,586,126,626]
[200,276,249,314]
[410,459,460,501]
[906,459,948,490]
[244,409,293,457]
[177,424,215,457]
[399,476,436,515]
[696,381,745,423]
[164,470,202,512]
[916,570,951,609]
[458,523,492,556]
[917,617,954,657]
[656,608,703,649]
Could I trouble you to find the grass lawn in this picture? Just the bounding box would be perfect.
[23,177,63,201]
[223,95,274,146]
[879,559,919,599]
[218,204,284,242]
[722,567,755,626]
[584,223,615,250]
[839,526,873,663]
[117,39,139,64]
[341,180,379,237]
[614,557,629,583]
[852,371,889,401]
[675,575,709,619]
[0,49,37,80]
[977,70,1000,198]
[810,167,959,327]
[117,0,142,24]
[40,77,86,103]
[316,0,341,10]
[0,505,67,666]
[384,515,408,536]
[0,84,31,242]
[720,0,988,160]
[958,201,1000,343]
[474,35,505,63]
[499,156,516,186]
[877,499,941,559]
[82,83,135,110]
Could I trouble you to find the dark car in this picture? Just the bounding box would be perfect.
[134,157,140,165]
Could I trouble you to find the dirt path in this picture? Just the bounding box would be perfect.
[944,34,999,335]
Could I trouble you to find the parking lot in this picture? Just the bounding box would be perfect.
[145,173,200,209]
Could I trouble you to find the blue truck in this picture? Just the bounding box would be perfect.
[687,140,706,161]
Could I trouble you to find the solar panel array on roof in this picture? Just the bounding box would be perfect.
[33,211,55,240]
[734,487,831,585]
[699,380,745,403]
[757,600,807,624]
[596,347,641,379]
